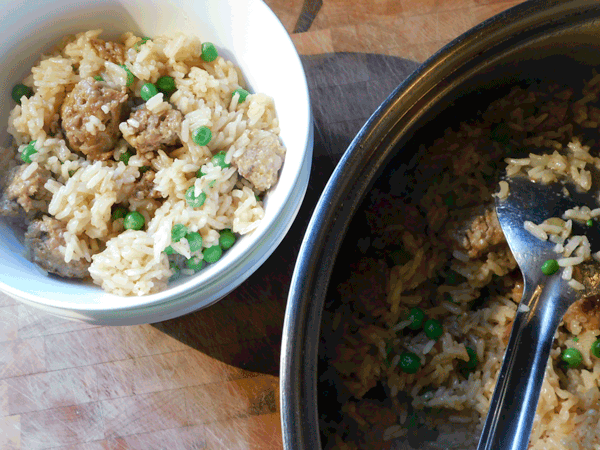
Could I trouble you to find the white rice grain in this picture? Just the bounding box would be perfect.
[558,256,584,267]
[568,279,585,291]
[524,221,548,240]
[562,265,574,281]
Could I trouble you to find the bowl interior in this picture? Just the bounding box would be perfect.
[0,0,310,312]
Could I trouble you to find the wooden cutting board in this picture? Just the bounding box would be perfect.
[0,1,524,449]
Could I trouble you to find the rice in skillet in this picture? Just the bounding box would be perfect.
[0,30,285,296]
[319,72,600,449]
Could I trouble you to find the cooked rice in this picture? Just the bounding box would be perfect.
[568,279,586,291]
[321,71,600,449]
[4,30,285,295]
[524,220,548,240]
[495,180,509,199]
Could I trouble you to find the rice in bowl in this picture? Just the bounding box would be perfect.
[0,30,286,296]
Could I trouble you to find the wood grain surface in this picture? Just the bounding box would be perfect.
[0,1,525,449]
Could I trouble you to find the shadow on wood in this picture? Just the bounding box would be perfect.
[152,53,420,377]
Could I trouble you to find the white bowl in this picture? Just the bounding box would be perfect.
[0,0,313,324]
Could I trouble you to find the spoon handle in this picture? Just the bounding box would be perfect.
[477,277,569,450]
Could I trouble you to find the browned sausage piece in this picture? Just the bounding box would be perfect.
[232,131,285,191]
[24,216,91,279]
[90,38,126,65]
[563,294,600,334]
[120,170,162,201]
[0,164,52,218]
[121,107,183,154]
[445,205,506,260]
[61,78,128,161]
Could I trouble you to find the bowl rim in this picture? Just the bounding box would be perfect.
[279,0,600,448]
[0,0,313,318]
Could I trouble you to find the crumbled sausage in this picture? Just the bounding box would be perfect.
[337,258,390,315]
[232,131,285,191]
[0,164,53,218]
[24,216,91,278]
[563,294,600,334]
[539,102,569,130]
[122,107,182,154]
[90,38,126,65]
[134,170,161,199]
[446,205,505,259]
[61,78,128,160]
[353,399,397,428]
[352,399,397,447]
[121,170,162,200]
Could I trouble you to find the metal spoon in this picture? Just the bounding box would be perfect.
[477,175,600,450]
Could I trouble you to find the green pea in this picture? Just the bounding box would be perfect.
[587,219,594,227]
[490,122,511,145]
[445,270,460,286]
[185,185,207,208]
[203,245,222,264]
[561,348,582,369]
[186,255,204,272]
[424,319,443,340]
[169,261,179,270]
[212,151,230,169]
[93,75,104,81]
[134,37,151,52]
[444,191,457,208]
[541,259,559,276]
[219,229,235,250]
[591,339,600,358]
[140,83,159,101]
[169,261,181,279]
[119,150,133,165]
[406,307,425,330]
[464,347,478,370]
[201,42,219,62]
[405,413,419,429]
[111,206,128,221]
[156,75,176,93]
[120,64,135,87]
[385,342,394,357]
[123,211,145,230]
[171,224,188,243]
[20,141,38,163]
[232,88,249,103]
[192,126,212,146]
[186,232,203,253]
[398,351,421,374]
[12,84,33,104]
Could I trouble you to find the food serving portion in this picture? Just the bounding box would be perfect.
[0,30,286,296]
[319,70,600,449]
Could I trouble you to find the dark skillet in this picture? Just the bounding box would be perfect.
[280,1,600,449]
